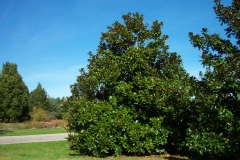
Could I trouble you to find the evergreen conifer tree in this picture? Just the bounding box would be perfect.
[28,83,50,112]
[0,62,29,122]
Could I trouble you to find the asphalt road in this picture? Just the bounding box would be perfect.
[0,133,68,144]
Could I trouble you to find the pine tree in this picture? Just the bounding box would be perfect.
[0,62,29,122]
[28,83,50,112]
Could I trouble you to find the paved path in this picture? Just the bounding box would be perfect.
[0,133,68,144]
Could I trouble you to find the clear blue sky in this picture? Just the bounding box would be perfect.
[0,0,231,98]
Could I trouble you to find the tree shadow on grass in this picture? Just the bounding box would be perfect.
[0,130,13,135]
[164,158,186,160]
[68,153,189,159]
[67,147,189,159]
[163,157,188,160]
[68,153,81,156]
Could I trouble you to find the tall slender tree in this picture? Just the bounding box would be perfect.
[0,62,29,122]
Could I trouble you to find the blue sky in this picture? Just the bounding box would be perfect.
[0,0,231,98]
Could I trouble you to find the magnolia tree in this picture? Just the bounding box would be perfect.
[187,0,240,157]
[65,12,191,157]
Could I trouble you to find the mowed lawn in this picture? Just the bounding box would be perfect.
[0,120,67,136]
[0,127,66,136]
[0,140,187,160]
[0,141,87,160]
[0,125,188,160]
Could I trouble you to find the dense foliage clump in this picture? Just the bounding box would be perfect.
[186,0,240,157]
[0,62,29,122]
[65,0,240,159]
[66,12,191,157]
[28,83,50,112]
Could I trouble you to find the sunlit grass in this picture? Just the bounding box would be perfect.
[0,120,67,136]
[0,141,188,160]
[0,121,188,160]
[0,127,66,136]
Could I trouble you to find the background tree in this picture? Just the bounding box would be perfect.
[0,62,29,122]
[187,0,240,157]
[0,72,3,121]
[48,97,65,119]
[66,12,192,157]
[28,83,50,112]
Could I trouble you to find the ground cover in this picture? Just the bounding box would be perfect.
[0,120,67,136]
[0,120,188,159]
[0,141,188,160]
[0,127,66,136]
[0,120,67,130]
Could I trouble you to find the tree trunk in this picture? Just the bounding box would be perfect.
[1,116,4,123]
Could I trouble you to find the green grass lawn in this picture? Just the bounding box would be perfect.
[0,123,188,160]
[0,127,66,136]
[0,141,78,160]
[0,141,188,160]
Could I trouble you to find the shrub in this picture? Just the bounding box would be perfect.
[65,12,191,157]
[67,99,169,157]
[30,106,51,122]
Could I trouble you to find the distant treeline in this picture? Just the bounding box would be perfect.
[0,62,67,123]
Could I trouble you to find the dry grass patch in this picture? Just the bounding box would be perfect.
[0,120,67,130]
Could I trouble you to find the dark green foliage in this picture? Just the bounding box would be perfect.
[187,0,240,157]
[28,83,50,112]
[68,99,169,157]
[65,1,240,158]
[48,97,65,119]
[29,84,65,120]
[66,12,191,157]
[0,62,29,122]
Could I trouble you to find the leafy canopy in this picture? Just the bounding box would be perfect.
[187,0,240,157]
[66,12,191,157]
